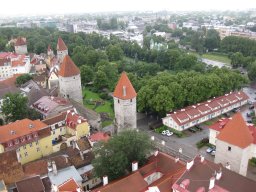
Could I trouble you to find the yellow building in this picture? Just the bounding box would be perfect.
[0,119,53,165]
[42,109,90,153]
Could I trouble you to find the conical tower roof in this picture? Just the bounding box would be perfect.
[15,37,26,46]
[59,55,80,77]
[113,72,137,100]
[57,37,68,51]
[217,113,253,148]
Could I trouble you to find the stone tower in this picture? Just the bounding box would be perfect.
[15,37,27,54]
[58,55,83,103]
[113,72,137,132]
[215,113,253,176]
[57,37,68,63]
[47,44,54,58]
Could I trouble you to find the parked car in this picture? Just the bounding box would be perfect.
[188,127,197,133]
[249,105,254,110]
[232,108,240,113]
[247,113,251,117]
[247,120,253,123]
[162,130,167,135]
[211,149,216,156]
[206,146,216,153]
[166,132,173,136]
[195,125,203,131]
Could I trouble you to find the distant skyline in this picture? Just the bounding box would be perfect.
[1,0,256,16]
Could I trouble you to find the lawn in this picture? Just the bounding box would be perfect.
[202,53,231,64]
[83,88,114,121]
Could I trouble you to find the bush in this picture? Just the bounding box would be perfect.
[196,138,210,149]
[249,157,256,167]
[99,92,109,100]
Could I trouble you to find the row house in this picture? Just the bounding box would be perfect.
[42,109,90,153]
[162,91,249,131]
[0,119,52,165]
[0,52,31,79]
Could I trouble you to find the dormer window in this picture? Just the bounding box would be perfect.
[33,133,38,138]
[8,141,13,147]
[15,139,20,145]
[21,137,26,142]
[27,135,32,140]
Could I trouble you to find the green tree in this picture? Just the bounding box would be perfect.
[106,44,124,61]
[2,93,28,122]
[204,29,220,51]
[92,130,154,181]
[248,62,256,81]
[94,70,108,90]
[80,65,94,85]
[15,74,32,86]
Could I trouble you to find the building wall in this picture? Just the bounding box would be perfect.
[48,72,59,89]
[76,122,90,139]
[209,129,219,145]
[114,97,137,132]
[59,74,83,103]
[0,65,12,79]
[0,144,4,153]
[15,45,28,54]
[82,178,101,191]
[215,139,251,176]
[57,50,68,62]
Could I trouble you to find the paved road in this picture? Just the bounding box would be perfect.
[137,113,214,161]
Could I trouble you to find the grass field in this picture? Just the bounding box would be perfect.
[83,88,114,120]
[202,53,231,64]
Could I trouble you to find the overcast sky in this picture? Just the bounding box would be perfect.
[1,0,256,16]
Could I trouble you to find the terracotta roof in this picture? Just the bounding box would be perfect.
[0,74,21,98]
[0,150,24,185]
[23,155,71,176]
[89,132,110,143]
[92,152,185,192]
[0,119,48,144]
[217,113,253,148]
[15,176,45,192]
[0,58,11,66]
[15,37,26,46]
[77,137,91,151]
[167,91,249,127]
[172,156,256,192]
[58,178,80,192]
[113,72,137,100]
[58,55,80,77]
[66,110,87,130]
[42,112,67,125]
[57,37,68,51]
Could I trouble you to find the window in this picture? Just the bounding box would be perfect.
[130,99,132,102]
[60,128,62,132]
[36,147,40,152]
[27,135,32,140]
[8,142,13,147]
[15,139,19,145]
[52,130,55,135]
[36,141,39,145]
[118,99,120,103]
[21,137,26,142]
[23,145,26,149]
[228,146,231,151]
[29,143,33,147]
[24,152,28,157]
[33,133,38,138]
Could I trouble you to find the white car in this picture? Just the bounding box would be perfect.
[166,132,173,136]
[162,130,167,135]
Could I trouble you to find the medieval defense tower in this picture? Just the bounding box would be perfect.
[57,37,68,63]
[113,72,137,132]
[58,55,83,103]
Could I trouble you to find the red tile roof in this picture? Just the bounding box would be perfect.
[166,91,249,126]
[58,178,80,192]
[0,119,48,144]
[15,37,26,46]
[113,72,137,100]
[58,55,80,77]
[89,132,110,142]
[172,155,256,192]
[217,113,253,148]
[57,37,68,51]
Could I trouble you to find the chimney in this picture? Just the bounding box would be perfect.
[80,151,84,160]
[132,161,138,172]
[186,160,194,170]
[51,184,59,192]
[76,188,82,192]
[175,157,179,163]
[103,175,108,186]
[122,86,126,97]
[154,150,159,156]
[47,161,52,173]
[200,155,205,162]
[52,161,57,175]
[216,168,222,180]
[225,162,231,170]
[209,177,215,190]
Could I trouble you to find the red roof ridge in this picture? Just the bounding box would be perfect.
[113,72,137,100]
[217,113,253,148]
[58,55,80,77]
[15,37,26,46]
[57,37,68,51]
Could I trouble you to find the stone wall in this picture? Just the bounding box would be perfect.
[114,97,137,132]
[15,45,27,54]
[59,74,83,103]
